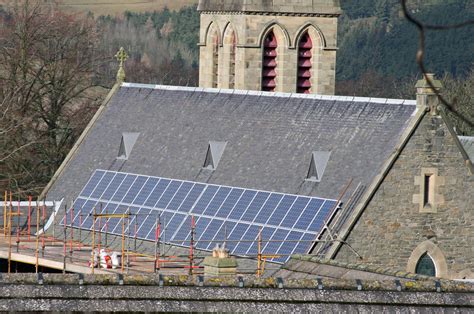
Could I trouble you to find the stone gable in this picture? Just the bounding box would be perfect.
[334,113,474,280]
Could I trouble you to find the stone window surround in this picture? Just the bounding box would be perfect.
[413,167,445,213]
[407,240,448,278]
[199,18,335,94]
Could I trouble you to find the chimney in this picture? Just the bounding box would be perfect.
[203,244,238,277]
[415,73,443,115]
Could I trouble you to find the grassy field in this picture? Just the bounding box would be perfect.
[0,0,198,15]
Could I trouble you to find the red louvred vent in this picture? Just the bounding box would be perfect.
[262,31,278,92]
[262,78,276,88]
[263,58,277,67]
[297,32,313,94]
[299,38,313,49]
[298,69,311,78]
[297,78,312,88]
[262,68,277,77]
[299,50,312,58]
[298,59,312,68]
[265,35,278,48]
[264,50,277,57]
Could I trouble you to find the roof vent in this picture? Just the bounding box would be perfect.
[306,151,331,182]
[117,132,140,160]
[203,141,227,170]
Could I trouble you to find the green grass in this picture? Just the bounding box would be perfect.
[0,0,198,15]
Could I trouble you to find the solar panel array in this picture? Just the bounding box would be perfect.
[66,170,339,263]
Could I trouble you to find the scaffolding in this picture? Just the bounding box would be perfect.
[0,191,344,277]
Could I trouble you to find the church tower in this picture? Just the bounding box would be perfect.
[197,0,341,95]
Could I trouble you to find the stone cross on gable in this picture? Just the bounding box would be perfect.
[115,47,129,83]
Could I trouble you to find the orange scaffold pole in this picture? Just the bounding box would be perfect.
[16,197,20,252]
[3,191,7,236]
[7,191,12,273]
[35,205,40,273]
[70,206,74,256]
[28,196,32,241]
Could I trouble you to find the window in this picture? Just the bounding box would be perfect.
[415,253,436,277]
[423,174,434,208]
[262,31,277,92]
[297,32,313,94]
[414,168,443,213]
[212,33,219,88]
[229,31,236,89]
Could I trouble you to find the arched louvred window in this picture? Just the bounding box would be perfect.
[229,31,236,89]
[262,31,277,92]
[415,253,436,277]
[297,32,313,94]
[212,34,219,88]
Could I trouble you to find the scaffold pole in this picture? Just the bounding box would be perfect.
[27,196,32,241]
[35,205,40,273]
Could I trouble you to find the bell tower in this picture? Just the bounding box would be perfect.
[197,0,341,95]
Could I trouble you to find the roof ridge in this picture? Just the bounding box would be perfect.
[120,82,416,106]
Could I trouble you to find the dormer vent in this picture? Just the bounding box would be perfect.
[203,141,227,170]
[117,132,140,160]
[306,151,331,182]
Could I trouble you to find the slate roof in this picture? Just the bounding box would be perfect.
[459,136,474,162]
[44,84,416,207]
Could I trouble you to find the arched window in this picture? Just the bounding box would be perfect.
[212,33,219,88]
[297,32,312,94]
[229,31,236,89]
[262,31,277,92]
[415,253,436,277]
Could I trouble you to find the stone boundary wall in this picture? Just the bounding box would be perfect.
[0,274,471,312]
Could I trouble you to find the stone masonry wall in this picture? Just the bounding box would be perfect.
[0,274,471,312]
[199,12,338,94]
[335,113,474,279]
[197,0,342,14]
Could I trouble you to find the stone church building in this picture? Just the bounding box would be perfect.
[198,0,340,94]
[317,75,474,280]
[39,0,473,282]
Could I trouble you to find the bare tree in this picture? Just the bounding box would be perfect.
[0,1,107,197]
[400,0,474,130]
[441,70,474,135]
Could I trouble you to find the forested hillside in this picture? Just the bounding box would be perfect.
[97,6,200,86]
[337,0,474,81]
[89,1,474,91]
[1,1,472,86]
[0,0,196,15]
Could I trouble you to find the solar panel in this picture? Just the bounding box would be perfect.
[66,170,339,264]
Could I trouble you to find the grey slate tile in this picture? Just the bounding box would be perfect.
[46,86,416,208]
